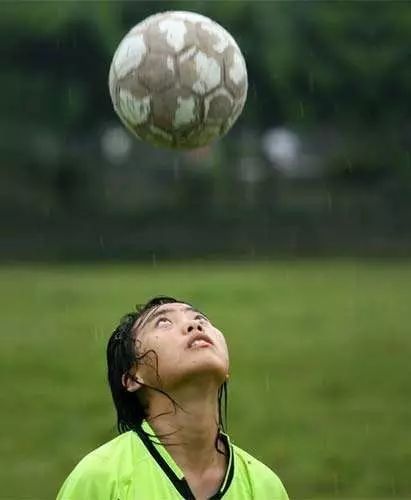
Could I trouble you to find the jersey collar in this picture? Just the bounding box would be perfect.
[136,420,234,499]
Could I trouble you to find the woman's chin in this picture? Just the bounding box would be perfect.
[163,363,228,392]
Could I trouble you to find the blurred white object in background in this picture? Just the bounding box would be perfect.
[101,125,132,164]
[262,127,323,179]
[261,127,301,176]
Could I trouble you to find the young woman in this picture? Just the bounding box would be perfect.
[57,296,289,499]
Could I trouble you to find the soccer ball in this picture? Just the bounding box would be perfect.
[108,11,248,150]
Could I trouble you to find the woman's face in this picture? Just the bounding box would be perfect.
[131,302,229,392]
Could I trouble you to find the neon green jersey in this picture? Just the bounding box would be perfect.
[57,421,289,499]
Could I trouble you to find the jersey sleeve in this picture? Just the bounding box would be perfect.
[233,445,290,500]
[257,470,289,499]
[272,477,289,499]
[56,459,118,500]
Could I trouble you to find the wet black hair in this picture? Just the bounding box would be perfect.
[106,296,228,436]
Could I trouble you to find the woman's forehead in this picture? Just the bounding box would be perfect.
[157,302,191,312]
[147,302,194,317]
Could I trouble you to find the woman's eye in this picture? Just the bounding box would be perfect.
[195,314,208,322]
[156,317,171,327]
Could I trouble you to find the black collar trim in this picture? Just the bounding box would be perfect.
[135,426,234,500]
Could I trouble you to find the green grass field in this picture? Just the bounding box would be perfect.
[1,260,410,499]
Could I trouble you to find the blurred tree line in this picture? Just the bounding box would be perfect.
[1,1,410,260]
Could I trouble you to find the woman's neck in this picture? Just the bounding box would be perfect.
[146,384,226,476]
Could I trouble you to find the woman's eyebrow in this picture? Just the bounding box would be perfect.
[184,306,209,319]
[143,307,175,328]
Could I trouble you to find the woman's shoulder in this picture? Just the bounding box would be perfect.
[74,430,146,470]
[232,443,289,497]
[57,431,148,498]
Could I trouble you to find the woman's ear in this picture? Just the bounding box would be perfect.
[122,371,144,393]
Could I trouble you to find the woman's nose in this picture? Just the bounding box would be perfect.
[186,320,203,334]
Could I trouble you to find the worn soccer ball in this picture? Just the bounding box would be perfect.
[108,11,248,150]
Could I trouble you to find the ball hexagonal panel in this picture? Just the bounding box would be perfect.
[223,45,247,101]
[204,88,234,125]
[146,16,197,54]
[138,53,176,92]
[179,49,221,95]
[197,20,229,56]
[221,98,246,136]
[118,72,150,99]
[112,32,147,80]
[152,87,201,132]
[117,89,151,127]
